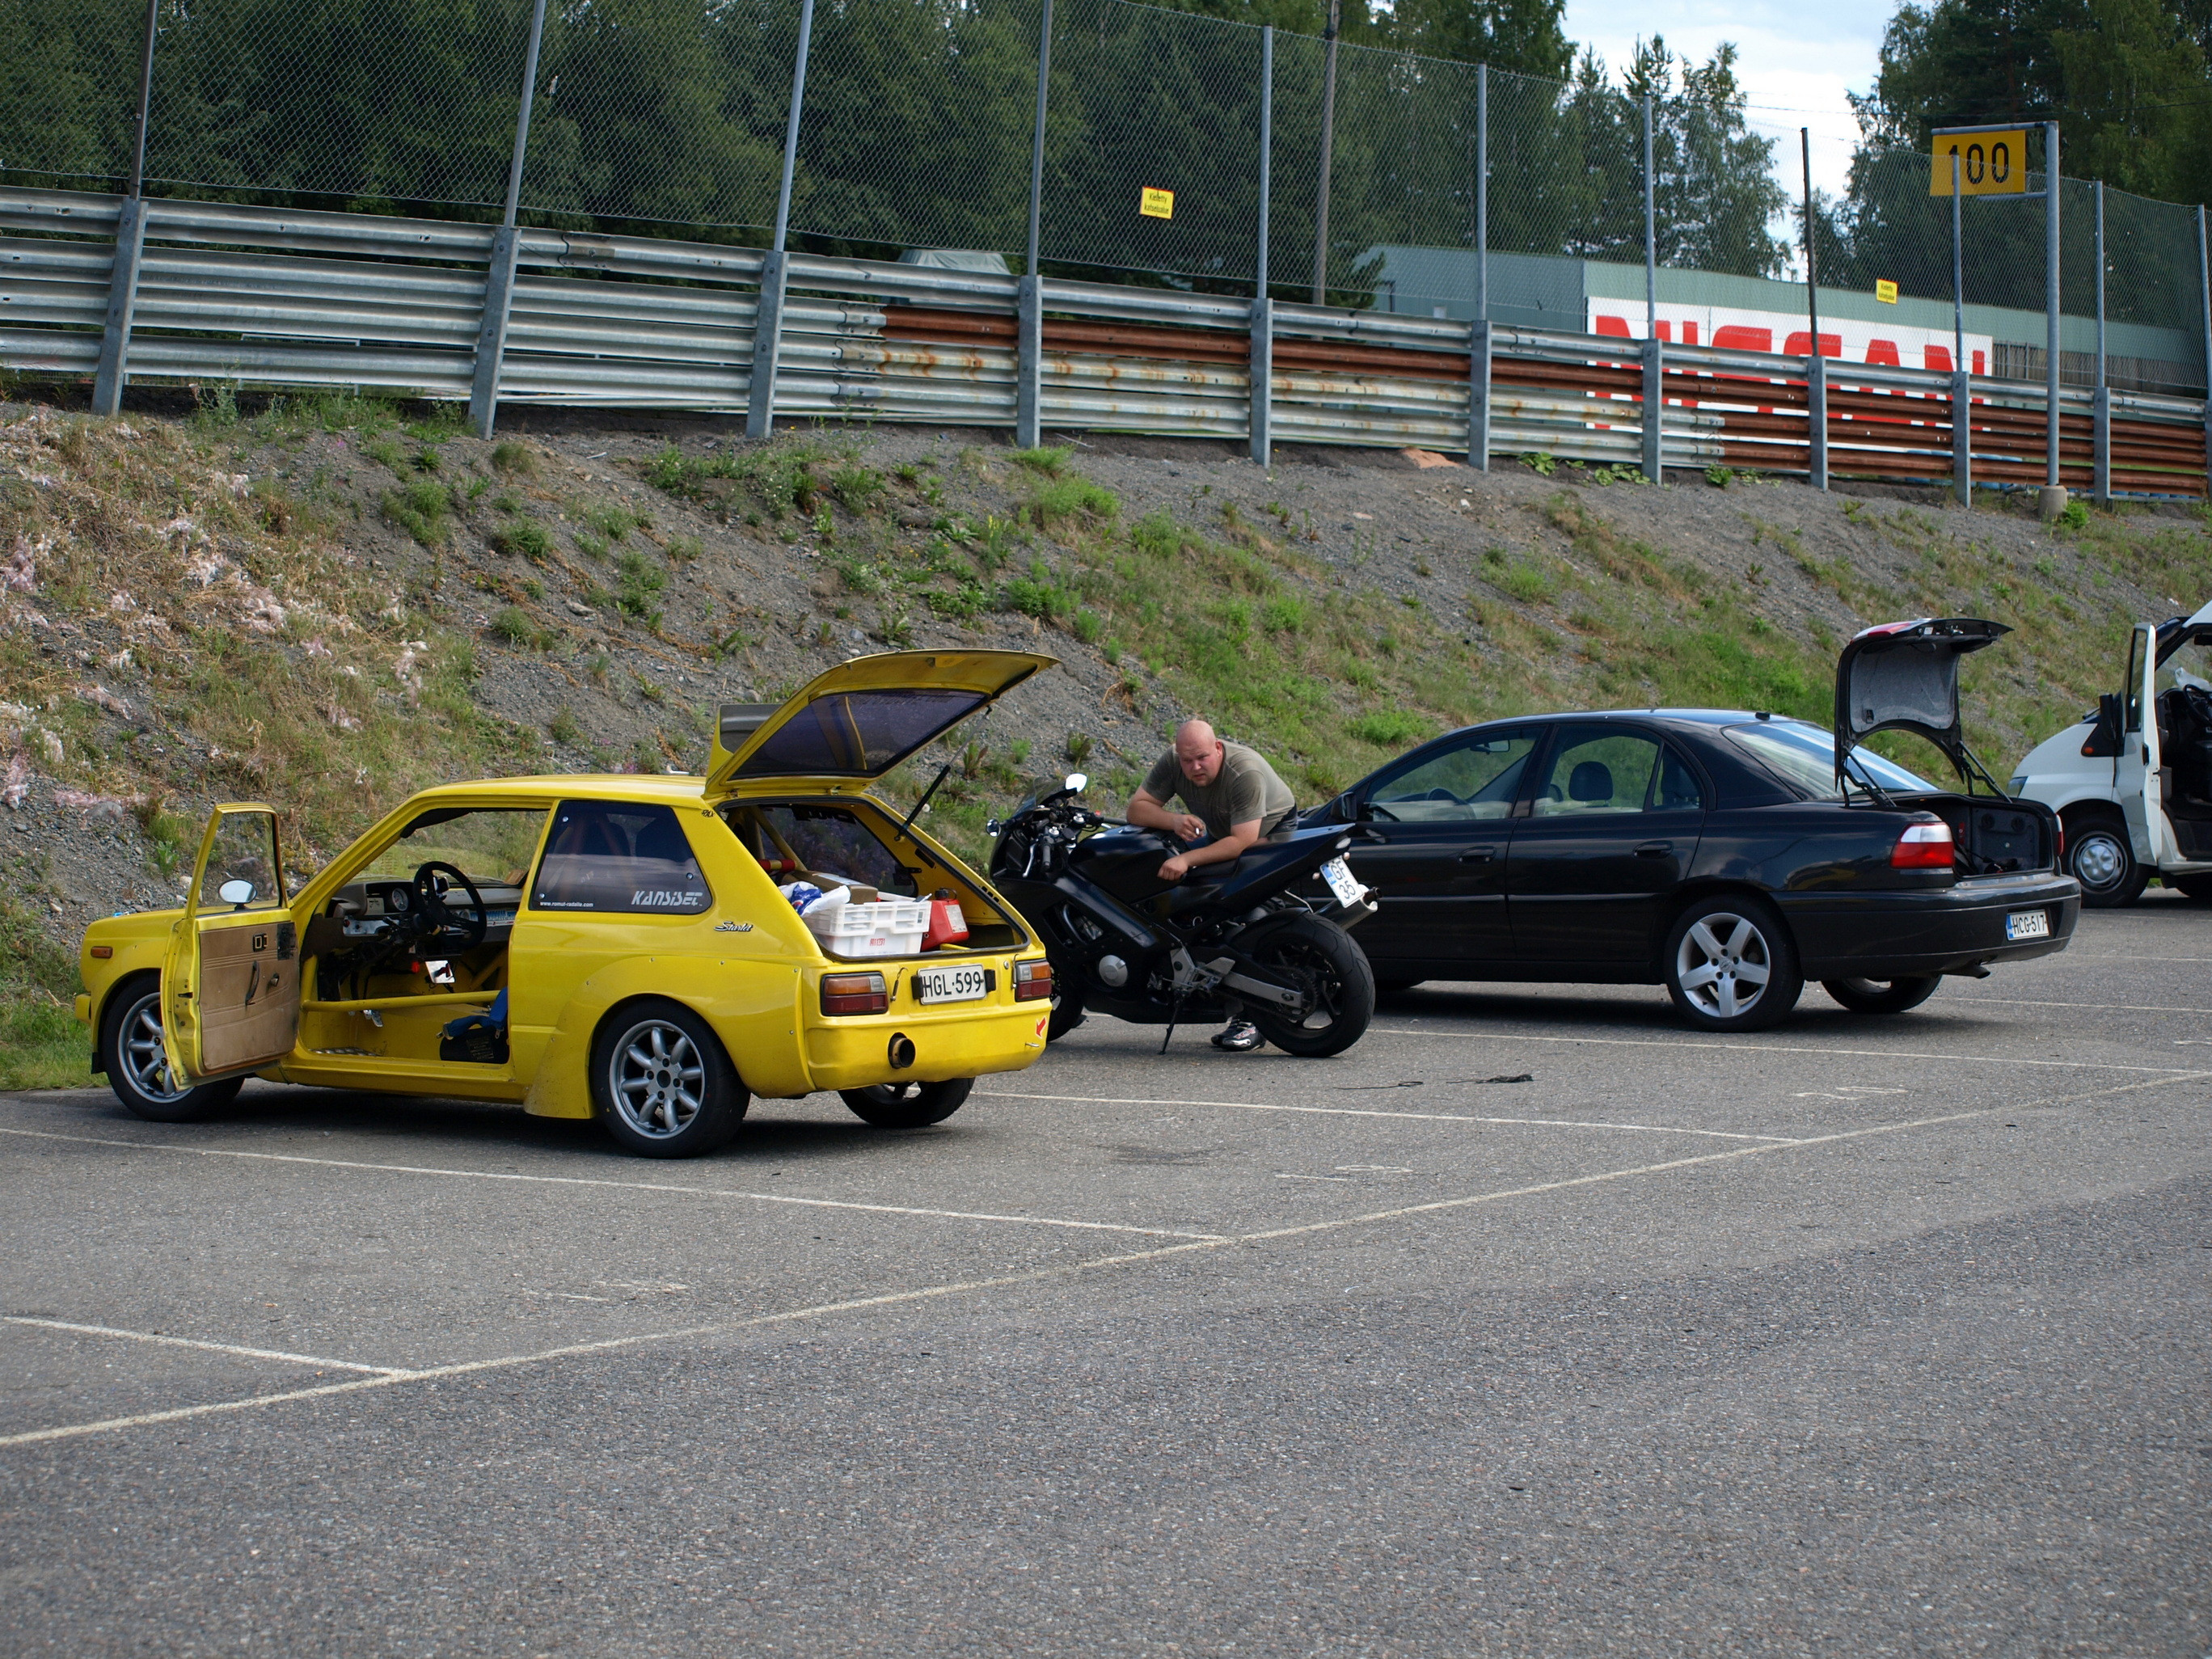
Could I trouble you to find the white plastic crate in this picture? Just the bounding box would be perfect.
[804,897,931,959]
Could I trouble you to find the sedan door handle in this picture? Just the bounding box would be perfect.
[1458,845,1498,863]
[1634,840,1674,857]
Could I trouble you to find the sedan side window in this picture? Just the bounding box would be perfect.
[531,801,712,914]
[1368,733,1537,822]
[1653,745,1705,811]
[1531,730,1663,817]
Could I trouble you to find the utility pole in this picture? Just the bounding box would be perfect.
[1311,0,1340,304]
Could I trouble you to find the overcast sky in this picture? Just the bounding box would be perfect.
[1563,0,1889,204]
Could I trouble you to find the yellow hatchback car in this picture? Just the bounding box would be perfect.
[74,651,1061,1156]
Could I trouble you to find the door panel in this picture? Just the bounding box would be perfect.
[162,806,300,1083]
[1506,731,1705,968]
[2119,623,2168,864]
[1347,729,1539,966]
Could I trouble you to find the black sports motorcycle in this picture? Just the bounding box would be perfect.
[986,774,1379,1056]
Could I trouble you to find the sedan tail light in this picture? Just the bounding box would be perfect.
[821,971,889,1016]
[1013,959,1054,1002]
[1891,818,1955,870]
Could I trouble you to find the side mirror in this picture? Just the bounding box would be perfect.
[217,878,256,908]
[1064,772,1088,795]
[2081,693,2123,758]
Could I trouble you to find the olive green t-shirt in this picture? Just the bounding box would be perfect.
[1142,741,1298,841]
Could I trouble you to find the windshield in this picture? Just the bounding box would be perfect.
[1724,720,1939,799]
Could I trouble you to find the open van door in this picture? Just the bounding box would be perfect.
[2118,622,2176,867]
[159,804,302,1085]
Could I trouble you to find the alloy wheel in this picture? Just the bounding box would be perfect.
[609,1019,706,1140]
[1674,913,1774,1021]
[119,995,187,1104]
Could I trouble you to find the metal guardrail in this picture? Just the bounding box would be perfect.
[4,187,2209,501]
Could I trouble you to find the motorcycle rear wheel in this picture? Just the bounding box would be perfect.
[1244,915,1375,1057]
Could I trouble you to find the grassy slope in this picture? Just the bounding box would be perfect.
[5,401,2204,1086]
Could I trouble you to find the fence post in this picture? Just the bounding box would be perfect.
[1800,129,1826,491]
[2199,205,2211,499]
[1469,61,1489,471]
[2092,179,2110,507]
[1952,150,1969,506]
[1249,25,1273,466]
[747,0,817,441]
[469,0,549,440]
[1311,0,1340,304]
[91,0,159,418]
[1641,96,1661,482]
[2043,121,2062,501]
[1015,0,1053,449]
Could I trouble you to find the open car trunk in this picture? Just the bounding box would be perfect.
[1835,617,2061,875]
[704,649,1055,798]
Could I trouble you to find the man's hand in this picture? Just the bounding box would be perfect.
[1127,787,1205,844]
[1157,817,1264,883]
[1167,813,1205,842]
[1159,853,1192,882]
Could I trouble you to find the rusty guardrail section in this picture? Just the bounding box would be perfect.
[4,187,2206,498]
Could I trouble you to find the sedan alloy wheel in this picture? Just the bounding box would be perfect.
[1664,899,1803,1032]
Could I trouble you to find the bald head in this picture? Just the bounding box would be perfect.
[1173,719,1226,787]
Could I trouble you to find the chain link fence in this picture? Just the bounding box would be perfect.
[3,0,2209,389]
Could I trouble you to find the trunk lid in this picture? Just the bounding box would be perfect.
[1834,616,2010,792]
[704,649,1055,799]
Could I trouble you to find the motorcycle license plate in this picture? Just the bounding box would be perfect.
[2005,909,2050,941]
[1320,856,1364,908]
[914,965,989,1005]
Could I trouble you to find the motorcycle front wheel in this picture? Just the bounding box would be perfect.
[1244,915,1375,1057]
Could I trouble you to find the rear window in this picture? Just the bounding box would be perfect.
[1724,721,1937,800]
[531,801,712,914]
[737,690,991,777]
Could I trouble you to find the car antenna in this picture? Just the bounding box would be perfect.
[900,762,954,838]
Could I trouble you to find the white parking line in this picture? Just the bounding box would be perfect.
[0,1128,1226,1242]
[7,1070,2195,1451]
[977,1090,1800,1142]
[1366,1028,2203,1073]
[1,1316,406,1376]
[1935,995,2212,1015]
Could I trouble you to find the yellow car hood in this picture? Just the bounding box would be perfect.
[704,649,1055,798]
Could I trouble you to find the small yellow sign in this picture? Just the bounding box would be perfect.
[1931,131,2028,196]
[1140,187,1176,220]
[1876,279,1899,304]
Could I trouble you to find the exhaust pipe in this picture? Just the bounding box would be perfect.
[887,1032,917,1069]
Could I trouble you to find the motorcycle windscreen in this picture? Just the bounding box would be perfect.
[704,650,1055,796]
[1832,617,2010,790]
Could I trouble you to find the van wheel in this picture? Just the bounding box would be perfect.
[100,976,243,1123]
[1822,976,1940,1015]
[591,1001,747,1158]
[2066,809,2147,907]
[840,1077,973,1129]
[1664,897,1802,1032]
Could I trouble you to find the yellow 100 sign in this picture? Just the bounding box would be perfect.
[1931,131,2028,196]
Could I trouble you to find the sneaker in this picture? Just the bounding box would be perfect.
[1211,1019,1264,1052]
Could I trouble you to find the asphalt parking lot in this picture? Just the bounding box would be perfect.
[4,903,2208,1657]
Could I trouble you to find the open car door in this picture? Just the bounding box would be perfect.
[2117,621,2175,866]
[703,649,1056,798]
[1834,617,2010,792]
[159,804,302,1086]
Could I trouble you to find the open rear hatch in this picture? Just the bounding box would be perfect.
[1834,616,2057,873]
[705,650,1057,798]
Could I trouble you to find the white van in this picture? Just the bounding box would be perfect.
[2009,601,2212,906]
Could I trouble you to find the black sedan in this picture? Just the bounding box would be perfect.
[1302,620,2081,1032]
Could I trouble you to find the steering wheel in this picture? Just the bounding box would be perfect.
[412,861,488,952]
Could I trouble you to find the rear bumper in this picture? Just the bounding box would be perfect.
[800,1000,1050,1091]
[1779,873,2081,979]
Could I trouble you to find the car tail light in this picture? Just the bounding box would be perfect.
[1013,959,1054,1002]
[1891,818,1955,870]
[821,971,889,1016]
